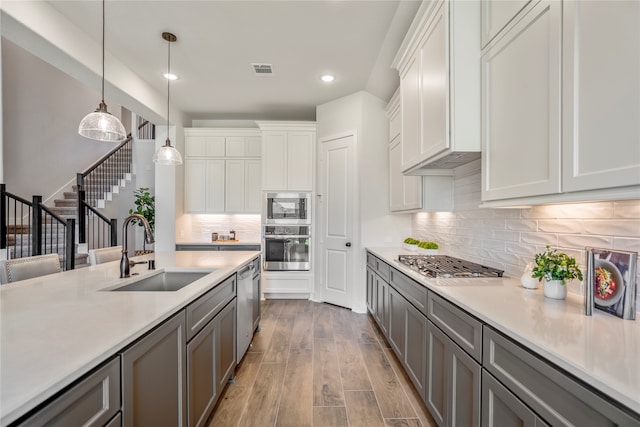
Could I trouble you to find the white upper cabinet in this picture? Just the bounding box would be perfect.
[185,136,225,158]
[562,0,640,193]
[184,128,262,213]
[387,90,423,212]
[185,159,225,213]
[393,0,481,174]
[481,0,640,205]
[225,136,262,157]
[257,122,316,192]
[481,0,562,201]
[481,0,531,47]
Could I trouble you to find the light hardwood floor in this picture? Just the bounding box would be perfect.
[208,299,438,427]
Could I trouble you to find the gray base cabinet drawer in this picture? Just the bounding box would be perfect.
[390,267,428,316]
[482,370,547,427]
[19,357,121,427]
[367,253,390,282]
[428,293,483,363]
[483,327,640,426]
[186,274,236,341]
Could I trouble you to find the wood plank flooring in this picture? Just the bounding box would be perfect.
[208,300,437,427]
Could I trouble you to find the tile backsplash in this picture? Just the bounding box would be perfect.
[412,168,640,300]
[176,214,261,243]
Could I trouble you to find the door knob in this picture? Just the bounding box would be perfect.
[345,242,351,247]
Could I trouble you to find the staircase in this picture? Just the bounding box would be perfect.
[1,118,153,270]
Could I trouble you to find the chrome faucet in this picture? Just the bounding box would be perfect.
[120,214,155,278]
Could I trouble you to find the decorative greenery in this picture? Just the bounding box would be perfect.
[531,246,583,284]
[403,238,420,245]
[417,241,439,250]
[129,187,155,232]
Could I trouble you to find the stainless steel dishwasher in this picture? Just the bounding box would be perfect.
[237,261,255,363]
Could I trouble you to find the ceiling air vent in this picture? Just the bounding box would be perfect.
[251,63,274,76]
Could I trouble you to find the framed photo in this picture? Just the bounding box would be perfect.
[587,247,637,320]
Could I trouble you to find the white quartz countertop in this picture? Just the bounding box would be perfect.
[176,241,261,246]
[367,247,640,416]
[0,250,260,426]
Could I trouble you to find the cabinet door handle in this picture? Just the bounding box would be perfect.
[345,242,351,247]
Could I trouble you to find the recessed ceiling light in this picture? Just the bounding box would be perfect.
[163,73,178,80]
[321,74,335,83]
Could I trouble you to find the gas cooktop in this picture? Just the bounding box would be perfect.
[397,254,504,279]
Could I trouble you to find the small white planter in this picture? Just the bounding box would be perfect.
[402,243,418,251]
[520,264,539,289]
[543,279,567,300]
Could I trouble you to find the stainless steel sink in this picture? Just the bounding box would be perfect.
[111,272,209,292]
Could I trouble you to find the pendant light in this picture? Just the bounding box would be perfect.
[78,0,126,142]
[153,32,183,165]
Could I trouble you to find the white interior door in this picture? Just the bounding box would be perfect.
[318,134,356,308]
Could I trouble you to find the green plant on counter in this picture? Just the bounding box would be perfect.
[531,246,583,284]
[403,238,420,245]
[129,187,155,232]
[417,241,439,250]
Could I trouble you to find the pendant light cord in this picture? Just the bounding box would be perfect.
[166,34,171,146]
[101,0,105,103]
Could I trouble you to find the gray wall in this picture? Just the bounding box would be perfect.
[2,38,121,199]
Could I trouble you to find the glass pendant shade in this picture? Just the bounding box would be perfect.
[153,139,183,165]
[78,0,126,142]
[153,32,183,165]
[78,101,127,142]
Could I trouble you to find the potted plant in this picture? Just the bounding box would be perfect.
[417,241,439,255]
[403,237,420,251]
[129,187,155,252]
[531,246,583,299]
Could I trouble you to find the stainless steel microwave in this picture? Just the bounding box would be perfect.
[264,192,311,224]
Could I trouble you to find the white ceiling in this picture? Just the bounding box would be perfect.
[47,0,421,122]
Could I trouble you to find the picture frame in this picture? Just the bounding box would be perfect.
[586,247,637,320]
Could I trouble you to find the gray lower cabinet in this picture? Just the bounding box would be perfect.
[216,299,237,392]
[18,357,121,427]
[375,274,389,334]
[426,319,481,427]
[483,327,640,426]
[121,312,187,427]
[388,284,406,361]
[404,302,427,399]
[482,370,547,427]
[104,412,122,427]
[186,299,237,427]
[366,267,376,315]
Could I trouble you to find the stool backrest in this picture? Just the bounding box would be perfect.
[89,246,123,266]
[0,254,62,284]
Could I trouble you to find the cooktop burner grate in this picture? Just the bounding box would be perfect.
[398,254,504,278]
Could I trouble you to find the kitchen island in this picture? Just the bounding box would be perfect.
[0,250,259,426]
[368,247,640,425]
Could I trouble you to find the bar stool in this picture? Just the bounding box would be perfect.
[0,253,62,284]
[89,246,123,266]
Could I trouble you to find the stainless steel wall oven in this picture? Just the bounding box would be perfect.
[263,225,310,271]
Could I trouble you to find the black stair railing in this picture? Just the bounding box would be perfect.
[37,198,75,271]
[0,185,75,270]
[77,136,134,213]
[76,119,153,245]
[1,184,33,259]
[78,189,117,250]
